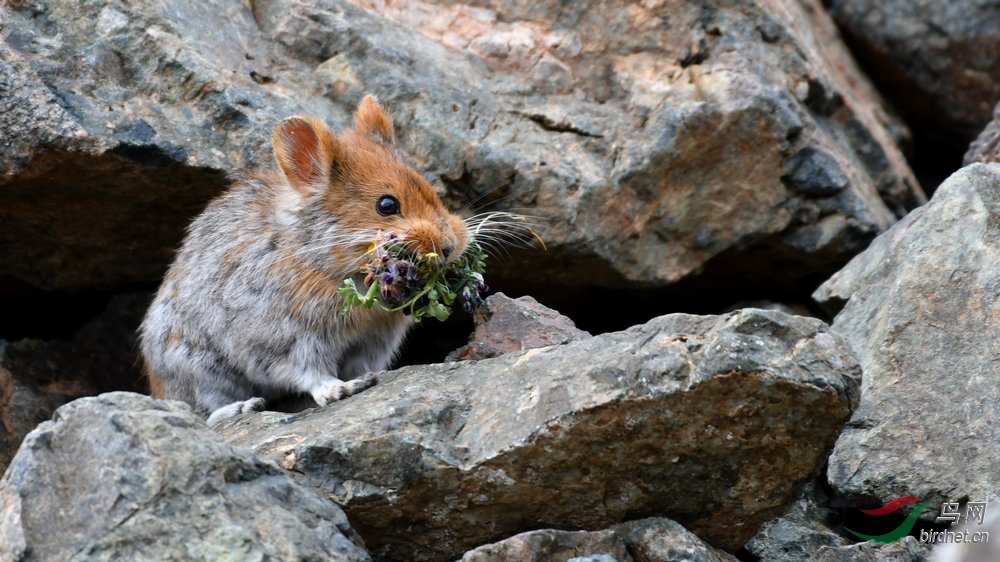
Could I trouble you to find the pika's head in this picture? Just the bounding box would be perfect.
[271,96,468,265]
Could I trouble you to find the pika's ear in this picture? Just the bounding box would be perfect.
[273,116,342,195]
[353,95,395,146]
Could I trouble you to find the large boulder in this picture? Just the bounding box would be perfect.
[0,392,371,561]
[1,0,922,312]
[220,308,860,560]
[0,0,318,292]
[814,163,1000,512]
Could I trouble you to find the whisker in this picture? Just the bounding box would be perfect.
[463,211,548,259]
[287,228,381,260]
[456,181,513,215]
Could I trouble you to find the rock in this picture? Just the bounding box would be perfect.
[0,392,371,562]
[459,528,632,562]
[722,299,819,319]
[965,102,1000,166]
[743,480,852,561]
[445,292,591,361]
[459,518,739,562]
[0,348,94,475]
[826,0,1000,150]
[813,163,1000,511]
[1,0,923,308]
[0,293,149,473]
[219,308,860,559]
[611,518,740,562]
[349,0,924,296]
[814,536,929,562]
[0,0,328,291]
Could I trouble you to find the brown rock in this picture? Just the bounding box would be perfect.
[446,292,591,361]
[342,0,925,294]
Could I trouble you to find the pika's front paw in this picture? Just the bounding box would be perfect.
[310,373,378,406]
[206,397,266,426]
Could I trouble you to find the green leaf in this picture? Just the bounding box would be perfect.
[428,301,451,321]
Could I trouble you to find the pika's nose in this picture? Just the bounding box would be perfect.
[441,242,455,260]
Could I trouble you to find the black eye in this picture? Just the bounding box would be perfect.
[376,195,400,216]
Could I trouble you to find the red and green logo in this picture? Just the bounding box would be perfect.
[845,496,933,543]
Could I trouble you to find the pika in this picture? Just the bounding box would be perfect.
[140,96,468,425]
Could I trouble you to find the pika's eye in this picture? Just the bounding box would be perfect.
[376,195,400,216]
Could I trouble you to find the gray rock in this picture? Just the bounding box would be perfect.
[814,163,1000,512]
[743,480,852,561]
[0,0,330,291]
[815,536,929,562]
[965,103,1000,166]
[1,0,923,302]
[826,0,1000,144]
[459,518,739,562]
[0,392,371,562]
[965,102,1000,168]
[459,529,632,562]
[611,518,740,562]
[219,308,860,560]
[445,292,591,361]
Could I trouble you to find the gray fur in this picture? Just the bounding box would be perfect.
[140,173,411,423]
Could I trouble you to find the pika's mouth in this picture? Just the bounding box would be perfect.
[338,231,489,322]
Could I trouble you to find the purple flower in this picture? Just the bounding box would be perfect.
[470,272,488,292]
[380,282,403,302]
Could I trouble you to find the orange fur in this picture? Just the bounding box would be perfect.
[145,366,165,398]
[353,95,395,145]
[275,253,349,318]
[326,121,465,257]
